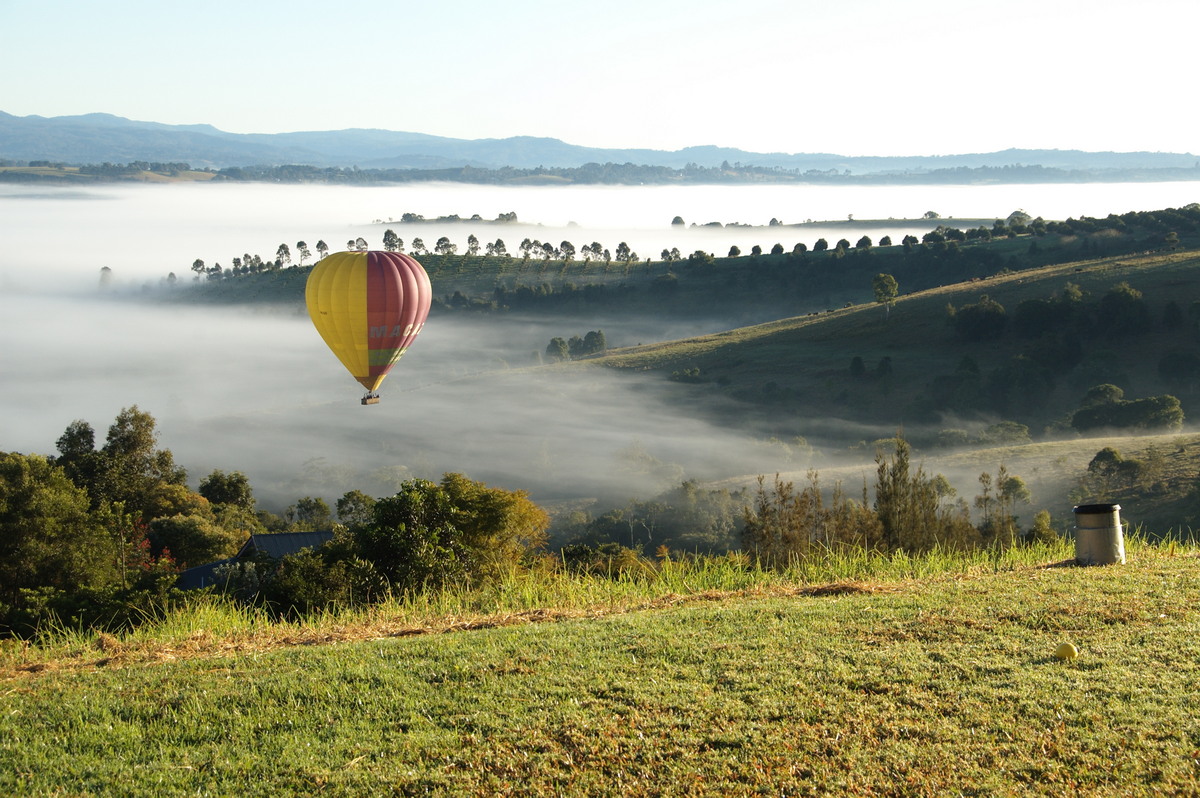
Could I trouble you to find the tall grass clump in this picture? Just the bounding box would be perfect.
[4,537,1095,675]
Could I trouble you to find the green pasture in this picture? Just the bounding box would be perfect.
[4,539,1199,796]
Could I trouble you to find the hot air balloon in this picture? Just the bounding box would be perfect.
[305,250,432,404]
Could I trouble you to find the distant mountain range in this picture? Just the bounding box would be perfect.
[2,111,1199,175]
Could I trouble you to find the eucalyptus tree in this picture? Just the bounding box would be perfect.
[198,469,255,510]
[53,406,186,519]
[872,273,899,318]
[382,229,401,252]
[0,451,119,622]
[545,337,569,362]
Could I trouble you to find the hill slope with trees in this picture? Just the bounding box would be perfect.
[140,201,1200,536]
[164,204,1200,450]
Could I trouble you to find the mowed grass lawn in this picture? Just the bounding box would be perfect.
[4,544,1200,796]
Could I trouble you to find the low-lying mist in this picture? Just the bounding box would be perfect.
[0,289,1102,527]
[1,188,933,295]
[8,179,1177,517]
[0,291,850,512]
[11,180,1200,294]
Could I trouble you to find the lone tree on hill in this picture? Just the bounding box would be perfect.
[872,273,899,319]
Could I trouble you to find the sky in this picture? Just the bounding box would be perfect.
[2,0,1198,157]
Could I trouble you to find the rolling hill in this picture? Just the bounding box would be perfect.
[584,247,1200,530]
[4,111,1200,175]
[156,205,1200,529]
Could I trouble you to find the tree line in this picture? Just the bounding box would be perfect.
[544,330,607,362]
[11,160,1196,186]
[170,204,1199,320]
[0,407,551,636]
[3,403,1064,638]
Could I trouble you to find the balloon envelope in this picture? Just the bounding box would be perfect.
[305,251,432,393]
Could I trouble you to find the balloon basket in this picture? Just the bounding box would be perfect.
[361,394,381,405]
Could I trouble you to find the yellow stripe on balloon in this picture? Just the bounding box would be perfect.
[306,252,376,389]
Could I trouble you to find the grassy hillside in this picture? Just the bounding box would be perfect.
[593,248,1200,432]
[166,215,1191,321]
[145,210,1200,533]
[4,540,1199,795]
[161,242,1200,532]
[569,248,1200,533]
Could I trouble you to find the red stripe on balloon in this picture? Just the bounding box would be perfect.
[366,252,392,379]
[365,252,431,379]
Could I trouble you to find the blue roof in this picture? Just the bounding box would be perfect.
[175,531,335,590]
[240,531,334,560]
[175,557,237,591]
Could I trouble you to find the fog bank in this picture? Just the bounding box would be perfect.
[5,180,1196,513]
[6,180,1200,292]
[0,294,810,510]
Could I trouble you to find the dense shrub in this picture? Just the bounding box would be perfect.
[873,439,977,552]
[743,472,883,564]
[0,453,119,629]
[567,482,748,555]
[1071,393,1184,432]
[355,474,549,593]
[952,296,1008,341]
[560,542,654,578]
[1097,282,1152,338]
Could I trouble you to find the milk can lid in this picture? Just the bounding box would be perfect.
[1073,503,1121,514]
